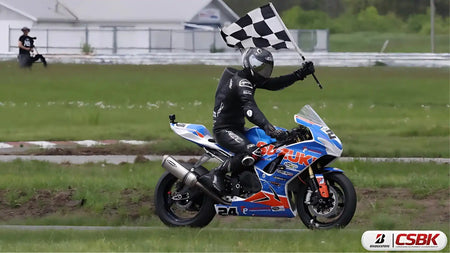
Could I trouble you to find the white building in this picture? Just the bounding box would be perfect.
[0,0,239,53]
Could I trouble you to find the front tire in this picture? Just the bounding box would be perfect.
[297,173,356,229]
[154,171,215,227]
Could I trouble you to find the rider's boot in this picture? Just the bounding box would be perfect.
[211,159,230,194]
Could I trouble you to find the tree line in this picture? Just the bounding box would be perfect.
[224,0,449,34]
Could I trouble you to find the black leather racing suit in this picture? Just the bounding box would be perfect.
[212,67,300,173]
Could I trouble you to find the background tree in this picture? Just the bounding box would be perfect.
[223,0,449,20]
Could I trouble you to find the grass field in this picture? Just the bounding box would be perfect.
[0,62,448,157]
[329,32,450,53]
[0,159,448,227]
[0,159,448,251]
[0,228,371,252]
[0,228,377,252]
[0,61,448,251]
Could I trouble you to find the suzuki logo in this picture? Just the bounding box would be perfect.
[256,142,317,166]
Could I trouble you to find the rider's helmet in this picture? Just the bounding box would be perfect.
[242,48,274,80]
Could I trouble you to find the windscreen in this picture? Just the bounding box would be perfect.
[295,105,328,127]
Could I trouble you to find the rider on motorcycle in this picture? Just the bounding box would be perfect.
[211,47,315,193]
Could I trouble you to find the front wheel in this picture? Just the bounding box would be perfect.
[154,171,216,227]
[297,173,356,229]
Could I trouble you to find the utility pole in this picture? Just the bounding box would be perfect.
[430,0,435,53]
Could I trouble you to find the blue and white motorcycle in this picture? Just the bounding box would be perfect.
[155,105,356,229]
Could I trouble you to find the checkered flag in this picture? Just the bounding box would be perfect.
[220,3,295,50]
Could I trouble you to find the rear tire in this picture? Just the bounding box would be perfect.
[297,173,356,229]
[154,171,215,227]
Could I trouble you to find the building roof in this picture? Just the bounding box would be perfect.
[0,0,237,23]
[0,0,74,22]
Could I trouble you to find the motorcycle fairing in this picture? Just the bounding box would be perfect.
[170,122,232,155]
[215,188,295,217]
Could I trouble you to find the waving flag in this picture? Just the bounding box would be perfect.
[221,3,323,89]
[220,3,295,50]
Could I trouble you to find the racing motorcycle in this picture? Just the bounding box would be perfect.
[154,105,356,229]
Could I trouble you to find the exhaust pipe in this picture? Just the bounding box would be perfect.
[161,155,230,205]
[161,155,198,187]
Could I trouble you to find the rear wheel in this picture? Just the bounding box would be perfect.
[297,173,356,229]
[154,171,215,227]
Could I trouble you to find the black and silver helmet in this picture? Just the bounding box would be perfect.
[242,48,274,79]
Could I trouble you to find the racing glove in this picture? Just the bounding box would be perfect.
[294,61,315,80]
[264,124,289,141]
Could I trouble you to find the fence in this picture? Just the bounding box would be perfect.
[8,27,328,54]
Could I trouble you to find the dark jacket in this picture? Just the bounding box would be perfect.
[212,67,299,132]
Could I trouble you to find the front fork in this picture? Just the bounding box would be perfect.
[307,166,330,198]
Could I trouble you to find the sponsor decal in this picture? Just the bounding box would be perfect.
[276,169,294,176]
[256,142,317,166]
[361,230,447,251]
[283,162,298,170]
[269,181,280,186]
[241,207,271,214]
[226,130,243,144]
[239,79,253,89]
[271,206,285,212]
[273,176,287,181]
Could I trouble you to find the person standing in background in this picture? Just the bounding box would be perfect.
[18,27,47,68]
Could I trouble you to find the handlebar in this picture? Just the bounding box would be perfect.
[257,125,312,152]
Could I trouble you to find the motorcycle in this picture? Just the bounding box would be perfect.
[154,105,356,229]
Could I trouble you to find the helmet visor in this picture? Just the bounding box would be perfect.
[253,61,273,78]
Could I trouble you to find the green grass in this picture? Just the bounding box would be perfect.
[330,32,450,52]
[0,159,448,251]
[0,159,448,227]
[0,63,448,157]
[0,159,158,213]
[0,228,370,252]
[1,160,448,201]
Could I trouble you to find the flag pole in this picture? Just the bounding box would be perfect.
[269,3,323,89]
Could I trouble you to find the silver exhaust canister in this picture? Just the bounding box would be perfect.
[161,155,230,205]
[161,155,197,187]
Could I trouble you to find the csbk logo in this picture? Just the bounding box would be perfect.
[362,230,447,251]
[396,233,440,246]
[257,142,317,166]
